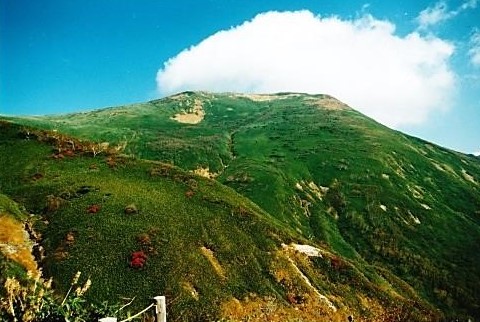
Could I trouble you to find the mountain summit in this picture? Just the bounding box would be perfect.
[1,92,479,321]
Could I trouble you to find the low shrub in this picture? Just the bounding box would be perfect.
[87,204,101,214]
[130,251,148,269]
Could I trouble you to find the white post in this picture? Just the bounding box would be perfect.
[99,318,117,322]
[154,296,166,322]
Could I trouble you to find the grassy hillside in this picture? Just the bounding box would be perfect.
[0,121,296,320]
[2,92,480,320]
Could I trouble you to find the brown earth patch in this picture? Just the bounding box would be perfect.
[200,246,226,279]
[306,96,350,110]
[172,99,205,124]
[0,215,39,277]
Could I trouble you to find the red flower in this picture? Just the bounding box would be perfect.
[130,250,148,269]
[131,251,147,260]
[130,257,146,268]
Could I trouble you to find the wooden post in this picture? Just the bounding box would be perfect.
[154,296,166,322]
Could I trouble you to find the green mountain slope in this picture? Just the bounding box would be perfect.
[2,92,480,321]
[0,122,298,321]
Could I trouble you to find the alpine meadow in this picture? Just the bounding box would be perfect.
[1,92,480,321]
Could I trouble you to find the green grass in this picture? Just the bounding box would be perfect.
[0,193,25,221]
[2,92,480,320]
[0,121,299,320]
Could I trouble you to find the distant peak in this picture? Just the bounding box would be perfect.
[304,95,351,111]
[162,91,351,111]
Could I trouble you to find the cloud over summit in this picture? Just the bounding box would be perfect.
[156,10,456,127]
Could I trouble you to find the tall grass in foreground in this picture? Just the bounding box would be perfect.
[0,271,131,322]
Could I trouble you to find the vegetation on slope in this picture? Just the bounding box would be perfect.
[0,121,386,321]
[2,92,480,320]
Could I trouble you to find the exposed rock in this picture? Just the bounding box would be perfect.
[171,98,205,124]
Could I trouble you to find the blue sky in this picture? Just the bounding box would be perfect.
[1,0,479,154]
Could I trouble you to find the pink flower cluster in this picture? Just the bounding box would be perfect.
[130,251,147,269]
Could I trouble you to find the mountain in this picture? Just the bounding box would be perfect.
[1,92,479,321]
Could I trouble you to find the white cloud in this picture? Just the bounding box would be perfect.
[460,0,478,10]
[474,151,480,156]
[156,11,456,127]
[416,0,478,29]
[469,29,480,67]
[417,1,450,27]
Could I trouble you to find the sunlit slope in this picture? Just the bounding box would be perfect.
[0,121,300,320]
[0,121,423,321]
[3,92,480,320]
